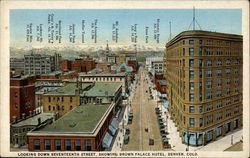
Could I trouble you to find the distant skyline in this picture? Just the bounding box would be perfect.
[10,9,242,48]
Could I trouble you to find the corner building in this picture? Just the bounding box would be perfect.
[164,30,242,146]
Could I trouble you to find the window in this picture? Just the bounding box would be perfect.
[199,47,202,56]
[216,100,222,108]
[183,40,185,44]
[199,59,203,67]
[189,82,194,90]
[34,139,40,150]
[70,97,73,103]
[216,112,223,120]
[206,69,212,77]
[234,58,239,65]
[189,118,195,127]
[234,68,239,74]
[234,106,239,114]
[226,59,231,65]
[199,118,203,127]
[226,109,231,117]
[206,115,213,125]
[226,68,231,75]
[189,106,195,113]
[189,93,194,101]
[189,48,194,56]
[226,88,230,95]
[189,59,194,67]
[199,70,202,78]
[216,69,222,77]
[226,78,231,85]
[206,91,212,99]
[75,140,81,151]
[189,70,194,79]
[217,79,222,87]
[216,90,222,97]
[199,40,202,44]
[234,87,239,93]
[55,140,61,151]
[234,78,239,84]
[65,140,71,151]
[85,140,91,151]
[234,96,239,103]
[62,97,64,102]
[45,139,51,150]
[183,48,185,56]
[226,98,231,105]
[48,97,51,102]
[199,105,203,113]
[206,80,212,88]
[206,59,212,66]
[189,40,194,44]
[206,104,213,111]
[216,59,222,66]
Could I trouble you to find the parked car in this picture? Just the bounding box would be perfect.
[149,138,154,145]
[125,128,130,135]
[124,135,130,144]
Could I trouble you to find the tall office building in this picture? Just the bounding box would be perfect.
[24,52,61,75]
[164,30,242,146]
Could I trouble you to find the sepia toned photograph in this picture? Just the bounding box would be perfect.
[1,0,249,158]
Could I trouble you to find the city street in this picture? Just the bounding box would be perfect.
[122,68,171,151]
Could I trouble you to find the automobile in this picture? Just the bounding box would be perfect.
[149,138,154,145]
[124,135,130,144]
[125,128,130,135]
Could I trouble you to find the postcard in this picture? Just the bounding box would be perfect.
[0,0,249,157]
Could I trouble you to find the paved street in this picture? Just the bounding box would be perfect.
[122,68,171,151]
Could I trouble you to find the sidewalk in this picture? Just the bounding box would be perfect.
[160,104,243,151]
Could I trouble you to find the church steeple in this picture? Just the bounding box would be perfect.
[105,40,110,61]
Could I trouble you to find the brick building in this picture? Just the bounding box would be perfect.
[60,59,96,73]
[10,75,36,123]
[27,103,117,151]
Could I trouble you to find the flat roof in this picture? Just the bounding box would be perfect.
[40,71,62,76]
[34,104,110,133]
[36,86,61,94]
[45,82,92,95]
[11,113,55,127]
[81,82,122,97]
[79,72,126,77]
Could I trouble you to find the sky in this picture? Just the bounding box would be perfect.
[10,9,242,48]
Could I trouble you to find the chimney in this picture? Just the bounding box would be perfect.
[12,116,16,123]
[22,113,26,119]
[37,117,41,125]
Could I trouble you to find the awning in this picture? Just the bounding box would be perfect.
[111,118,119,130]
[122,93,129,97]
[102,132,113,148]
[162,94,167,98]
[108,125,117,136]
[163,101,169,109]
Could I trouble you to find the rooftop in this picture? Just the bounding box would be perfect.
[11,113,55,127]
[166,30,243,47]
[79,72,126,77]
[40,71,62,76]
[45,82,92,95]
[81,82,122,97]
[34,104,110,133]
